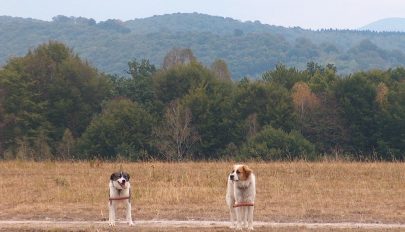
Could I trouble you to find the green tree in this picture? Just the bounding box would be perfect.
[0,41,111,158]
[127,58,157,79]
[153,62,215,104]
[262,64,309,89]
[211,59,232,81]
[0,61,50,153]
[240,125,315,160]
[305,62,338,93]
[335,74,379,155]
[182,81,243,158]
[299,93,349,154]
[78,98,154,160]
[234,80,297,132]
[110,59,159,114]
[375,82,405,160]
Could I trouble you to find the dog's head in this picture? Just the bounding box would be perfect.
[229,164,252,181]
[110,171,130,190]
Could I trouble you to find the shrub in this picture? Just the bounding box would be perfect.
[240,125,315,160]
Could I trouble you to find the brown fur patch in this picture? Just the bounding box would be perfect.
[238,165,252,181]
[243,165,252,178]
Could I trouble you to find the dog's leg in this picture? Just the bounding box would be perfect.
[235,207,243,230]
[126,200,134,226]
[108,201,116,226]
[234,188,243,230]
[241,206,249,228]
[229,206,237,228]
[247,206,254,230]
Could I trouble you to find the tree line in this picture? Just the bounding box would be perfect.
[0,42,404,161]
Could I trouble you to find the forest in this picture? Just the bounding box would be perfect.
[3,13,405,79]
[0,42,404,161]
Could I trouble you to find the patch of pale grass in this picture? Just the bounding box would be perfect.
[0,161,404,223]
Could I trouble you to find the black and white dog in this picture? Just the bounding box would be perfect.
[108,171,134,226]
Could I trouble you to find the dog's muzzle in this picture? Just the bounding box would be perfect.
[230,175,239,181]
[119,180,126,188]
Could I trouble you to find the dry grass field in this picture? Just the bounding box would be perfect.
[0,161,404,231]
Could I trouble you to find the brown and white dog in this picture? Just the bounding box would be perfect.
[226,164,256,230]
[108,171,133,226]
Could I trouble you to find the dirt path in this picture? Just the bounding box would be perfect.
[0,220,404,230]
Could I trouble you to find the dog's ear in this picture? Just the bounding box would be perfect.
[243,165,252,178]
[110,173,116,181]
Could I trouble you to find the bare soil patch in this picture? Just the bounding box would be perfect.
[0,220,404,232]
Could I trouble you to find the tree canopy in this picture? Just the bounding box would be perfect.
[1,42,404,161]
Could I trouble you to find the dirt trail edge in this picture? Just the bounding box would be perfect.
[0,220,404,229]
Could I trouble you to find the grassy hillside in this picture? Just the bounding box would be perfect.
[2,13,405,79]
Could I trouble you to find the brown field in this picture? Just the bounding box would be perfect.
[0,161,404,231]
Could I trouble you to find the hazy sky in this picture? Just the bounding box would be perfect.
[1,0,405,29]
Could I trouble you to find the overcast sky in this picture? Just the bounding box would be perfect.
[1,0,405,30]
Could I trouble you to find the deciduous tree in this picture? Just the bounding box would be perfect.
[155,100,200,161]
[163,48,196,70]
[211,59,232,81]
[0,42,111,157]
[292,82,320,120]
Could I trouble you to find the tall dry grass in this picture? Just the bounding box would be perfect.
[0,161,404,223]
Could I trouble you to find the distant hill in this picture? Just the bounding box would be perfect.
[2,13,405,79]
[360,18,405,32]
